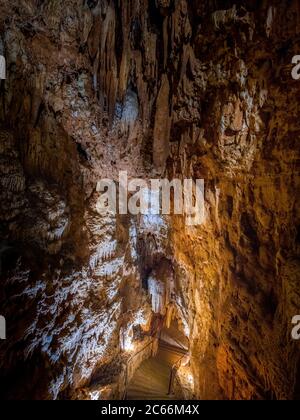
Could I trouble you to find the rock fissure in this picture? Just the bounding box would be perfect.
[0,0,299,400]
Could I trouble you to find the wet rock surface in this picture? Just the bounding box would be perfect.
[0,0,299,400]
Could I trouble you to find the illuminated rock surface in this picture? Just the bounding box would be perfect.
[0,0,299,400]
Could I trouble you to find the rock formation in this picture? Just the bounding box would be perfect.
[0,0,299,400]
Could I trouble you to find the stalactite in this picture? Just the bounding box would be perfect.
[153,74,171,171]
[165,303,174,329]
[0,0,299,402]
[147,275,166,314]
[212,4,237,30]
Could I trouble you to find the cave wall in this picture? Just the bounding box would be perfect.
[0,0,299,400]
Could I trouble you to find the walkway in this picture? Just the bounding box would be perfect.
[126,323,188,400]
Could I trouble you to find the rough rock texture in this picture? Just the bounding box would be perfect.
[0,0,299,400]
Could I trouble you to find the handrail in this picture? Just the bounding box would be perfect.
[122,337,156,400]
[122,314,188,400]
[159,340,188,355]
[122,315,165,400]
[167,351,188,396]
[172,369,186,399]
[127,338,155,366]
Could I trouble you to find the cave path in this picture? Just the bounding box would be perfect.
[126,322,188,400]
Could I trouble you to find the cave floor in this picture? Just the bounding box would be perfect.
[126,345,185,400]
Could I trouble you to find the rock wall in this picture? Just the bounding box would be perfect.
[0,0,299,400]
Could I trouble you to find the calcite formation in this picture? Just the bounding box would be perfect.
[0,0,299,400]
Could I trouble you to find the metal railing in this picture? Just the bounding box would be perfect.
[122,336,158,400]
[122,316,165,400]
[167,351,187,396]
[122,315,189,400]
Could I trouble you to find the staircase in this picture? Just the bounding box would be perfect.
[126,344,187,400]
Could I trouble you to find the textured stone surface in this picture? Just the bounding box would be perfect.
[0,0,299,400]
